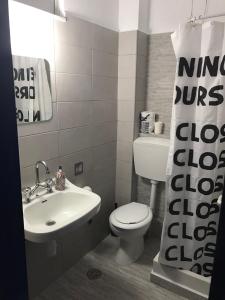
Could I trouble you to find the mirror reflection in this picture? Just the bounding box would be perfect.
[13,55,52,124]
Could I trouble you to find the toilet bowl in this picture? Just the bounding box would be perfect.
[110,136,169,265]
[109,202,152,265]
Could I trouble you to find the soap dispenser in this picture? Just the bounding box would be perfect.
[55,166,66,191]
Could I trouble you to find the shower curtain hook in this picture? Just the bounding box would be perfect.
[188,0,195,23]
[204,0,208,18]
[198,0,208,24]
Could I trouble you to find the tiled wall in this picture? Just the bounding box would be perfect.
[116,31,148,206]
[137,32,176,228]
[18,14,118,298]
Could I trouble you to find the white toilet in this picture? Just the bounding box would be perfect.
[109,137,169,265]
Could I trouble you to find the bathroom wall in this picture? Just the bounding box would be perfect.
[137,32,176,229]
[116,30,148,206]
[13,6,118,297]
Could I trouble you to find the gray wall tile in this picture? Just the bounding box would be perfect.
[90,101,117,124]
[93,24,118,54]
[56,73,92,101]
[19,132,59,168]
[118,55,136,78]
[118,100,135,122]
[58,102,91,129]
[93,142,116,164]
[54,15,93,49]
[137,31,149,56]
[58,126,91,156]
[117,121,134,142]
[93,50,118,77]
[146,32,176,138]
[55,43,92,75]
[117,141,133,163]
[119,31,137,55]
[116,160,133,180]
[90,122,117,146]
[115,177,132,206]
[92,76,118,101]
[117,78,136,101]
[59,148,93,186]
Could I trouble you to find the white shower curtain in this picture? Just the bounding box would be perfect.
[159,21,225,277]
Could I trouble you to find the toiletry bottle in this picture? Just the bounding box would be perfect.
[55,166,66,191]
[140,111,156,134]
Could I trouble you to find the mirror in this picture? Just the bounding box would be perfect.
[12,55,52,124]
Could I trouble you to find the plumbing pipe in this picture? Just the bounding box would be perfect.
[150,179,158,212]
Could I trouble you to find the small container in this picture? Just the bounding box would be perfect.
[154,121,164,135]
[140,111,156,134]
[55,166,66,191]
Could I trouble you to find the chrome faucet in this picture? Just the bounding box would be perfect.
[23,160,54,203]
[35,160,50,186]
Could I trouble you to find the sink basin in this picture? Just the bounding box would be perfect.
[23,179,101,243]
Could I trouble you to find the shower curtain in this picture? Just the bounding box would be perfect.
[159,21,225,277]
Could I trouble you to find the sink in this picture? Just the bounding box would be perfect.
[23,179,101,243]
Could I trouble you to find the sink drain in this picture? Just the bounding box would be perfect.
[46,220,56,226]
[86,268,102,280]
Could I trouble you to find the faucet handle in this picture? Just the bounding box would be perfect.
[22,186,32,203]
[46,178,54,193]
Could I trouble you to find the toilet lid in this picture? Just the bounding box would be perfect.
[114,202,149,224]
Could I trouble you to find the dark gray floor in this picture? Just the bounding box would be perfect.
[35,235,187,300]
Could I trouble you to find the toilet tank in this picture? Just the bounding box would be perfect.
[133,137,169,182]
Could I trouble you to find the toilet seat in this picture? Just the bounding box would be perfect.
[114,202,149,224]
[110,202,152,230]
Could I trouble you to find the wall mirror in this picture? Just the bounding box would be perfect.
[12,55,53,124]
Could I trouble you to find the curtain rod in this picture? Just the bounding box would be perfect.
[188,12,225,23]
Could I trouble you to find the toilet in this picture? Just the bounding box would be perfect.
[109,137,169,265]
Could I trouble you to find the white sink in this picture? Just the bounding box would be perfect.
[23,179,101,243]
